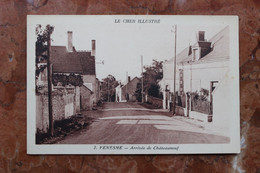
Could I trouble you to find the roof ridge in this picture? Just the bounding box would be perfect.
[166,25,229,63]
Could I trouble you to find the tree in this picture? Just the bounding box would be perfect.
[141,59,163,98]
[35,24,54,136]
[35,24,54,78]
[52,73,83,87]
[134,82,142,102]
[100,75,119,102]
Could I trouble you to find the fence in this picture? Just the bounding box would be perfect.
[177,94,186,108]
[146,95,163,109]
[191,93,211,114]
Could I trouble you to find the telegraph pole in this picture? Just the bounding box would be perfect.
[141,56,144,103]
[173,24,177,115]
[107,79,109,102]
[126,71,128,101]
[47,32,54,136]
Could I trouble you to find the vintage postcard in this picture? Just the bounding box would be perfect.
[27,15,240,154]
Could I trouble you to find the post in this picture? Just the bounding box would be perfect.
[47,34,54,136]
[141,56,144,103]
[126,72,128,101]
[173,24,177,115]
[107,80,109,102]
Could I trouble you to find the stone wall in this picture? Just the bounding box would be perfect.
[75,86,81,113]
[52,91,65,120]
[36,93,49,133]
[36,88,78,133]
[80,85,93,110]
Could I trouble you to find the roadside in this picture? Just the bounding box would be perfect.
[36,110,101,144]
[140,102,229,137]
[58,102,229,144]
[171,115,229,137]
[138,102,161,109]
[37,102,229,144]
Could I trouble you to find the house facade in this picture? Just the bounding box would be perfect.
[116,77,141,102]
[115,83,124,102]
[159,26,230,129]
[50,31,99,110]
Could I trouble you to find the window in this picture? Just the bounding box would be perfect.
[193,49,198,61]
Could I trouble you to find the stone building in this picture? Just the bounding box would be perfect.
[50,31,99,110]
[116,77,141,102]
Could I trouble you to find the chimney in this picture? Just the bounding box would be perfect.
[128,76,131,83]
[198,31,205,42]
[91,40,96,56]
[194,31,212,59]
[67,31,73,52]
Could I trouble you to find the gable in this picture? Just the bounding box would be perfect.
[121,77,140,90]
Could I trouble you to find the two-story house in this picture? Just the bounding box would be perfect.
[159,26,230,130]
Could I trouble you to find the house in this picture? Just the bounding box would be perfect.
[50,31,99,110]
[159,26,230,129]
[116,77,141,102]
[115,83,124,102]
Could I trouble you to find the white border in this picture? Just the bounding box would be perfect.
[27,15,240,154]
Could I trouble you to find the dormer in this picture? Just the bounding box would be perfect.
[191,31,212,61]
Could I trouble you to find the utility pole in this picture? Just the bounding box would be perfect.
[126,71,128,102]
[47,32,54,136]
[173,24,177,115]
[141,55,144,103]
[107,79,109,102]
[96,60,104,100]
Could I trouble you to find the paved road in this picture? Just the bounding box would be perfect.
[58,102,230,144]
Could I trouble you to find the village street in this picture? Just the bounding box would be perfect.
[57,102,230,144]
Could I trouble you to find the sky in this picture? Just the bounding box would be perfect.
[31,15,229,82]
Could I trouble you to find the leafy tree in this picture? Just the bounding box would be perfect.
[35,24,54,77]
[35,24,54,136]
[100,75,119,102]
[137,59,163,98]
[143,59,163,84]
[147,83,161,98]
[134,82,142,102]
[52,73,83,87]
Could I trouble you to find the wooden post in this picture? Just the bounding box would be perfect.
[107,80,109,102]
[173,24,177,115]
[126,72,128,101]
[141,56,144,103]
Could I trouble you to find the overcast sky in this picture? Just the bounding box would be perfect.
[31,15,229,82]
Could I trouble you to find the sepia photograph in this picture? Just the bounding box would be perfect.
[27,15,239,154]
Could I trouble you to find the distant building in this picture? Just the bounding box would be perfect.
[115,83,124,102]
[116,77,141,102]
[159,26,230,129]
[50,31,99,110]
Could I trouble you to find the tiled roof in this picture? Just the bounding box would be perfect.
[50,46,95,75]
[196,26,229,64]
[166,26,229,65]
[121,77,141,89]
